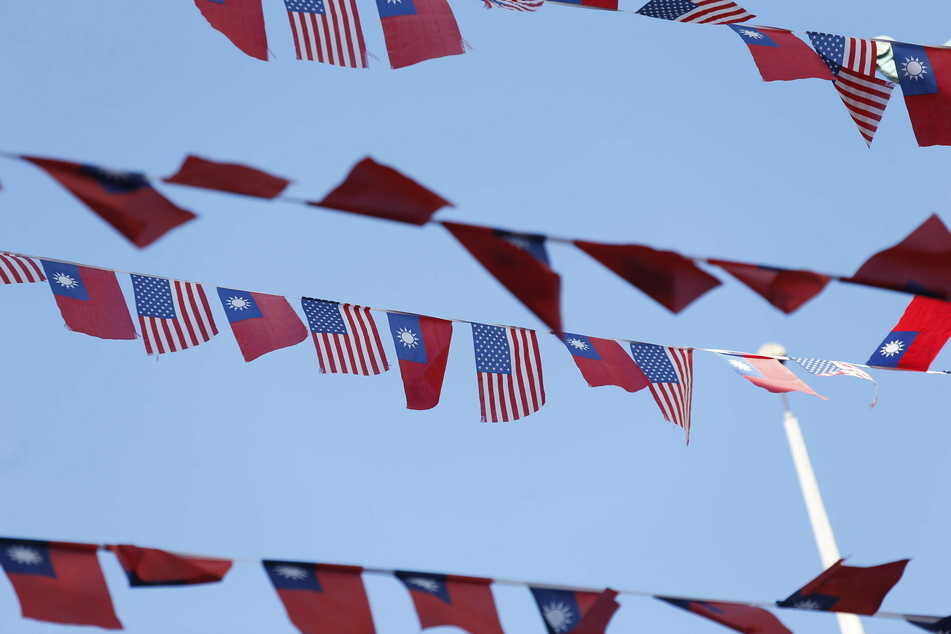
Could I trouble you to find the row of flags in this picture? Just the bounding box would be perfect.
[7,153,951,324]
[0,536,936,633]
[6,250,926,444]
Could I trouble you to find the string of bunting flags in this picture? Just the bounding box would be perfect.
[0,535,943,632]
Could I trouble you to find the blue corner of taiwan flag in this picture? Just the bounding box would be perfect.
[263,560,323,592]
[729,25,778,47]
[376,0,417,18]
[389,313,429,363]
[866,331,918,367]
[217,288,264,323]
[891,43,938,95]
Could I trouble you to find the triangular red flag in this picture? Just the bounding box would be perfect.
[193,0,268,60]
[719,354,826,399]
[708,259,830,313]
[561,333,648,392]
[217,289,309,362]
[164,155,290,198]
[658,597,793,634]
[729,26,835,82]
[778,559,909,615]
[108,545,232,586]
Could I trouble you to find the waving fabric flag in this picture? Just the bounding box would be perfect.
[193,0,268,60]
[777,559,909,615]
[302,298,389,375]
[264,561,375,634]
[657,597,792,634]
[284,0,368,68]
[24,157,196,248]
[628,344,693,441]
[562,333,649,392]
[530,587,620,634]
[866,296,951,371]
[40,261,135,340]
[0,253,45,284]
[636,0,753,24]
[375,0,465,68]
[791,357,878,407]
[472,323,545,422]
[729,26,834,82]
[548,0,618,9]
[131,275,218,355]
[0,538,122,629]
[164,155,291,198]
[718,354,826,399]
[483,0,544,11]
[107,545,231,586]
[908,614,951,632]
[447,223,562,333]
[707,260,830,313]
[890,43,951,147]
[396,571,505,634]
[387,313,453,410]
[217,289,308,362]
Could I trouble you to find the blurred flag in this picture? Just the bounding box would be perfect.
[628,344,693,442]
[283,0,368,68]
[530,587,620,634]
[0,537,122,629]
[164,155,291,198]
[717,353,826,398]
[193,0,268,60]
[484,0,544,11]
[131,275,218,355]
[657,597,793,634]
[790,357,878,407]
[386,313,453,410]
[561,333,649,392]
[707,260,830,313]
[217,289,308,362]
[374,0,466,68]
[777,559,909,615]
[264,561,375,634]
[636,0,753,24]
[302,299,389,375]
[108,545,232,586]
[728,26,834,82]
[548,0,618,9]
[396,571,504,634]
[0,253,45,284]
[472,323,545,422]
[890,43,951,147]
[866,296,951,371]
[40,261,135,340]
[908,614,951,632]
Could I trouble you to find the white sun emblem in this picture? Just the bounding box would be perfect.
[738,29,764,39]
[52,272,80,289]
[274,565,308,580]
[386,0,402,4]
[880,340,905,357]
[6,545,42,565]
[396,327,420,348]
[226,296,252,311]
[566,338,589,351]
[793,599,822,611]
[728,358,754,373]
[901,57,929,81]
[407,577,441,593]
[542,602,575,633]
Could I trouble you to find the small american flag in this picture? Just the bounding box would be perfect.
[636,0,753,25]
[790,357,879,407]
[302,298,389,375]
[483,0,544,11]
[0,253,45,284]
[629,343,693,442]
[472,323,545,423]
[284,0,368,68]
[131,275,218,355]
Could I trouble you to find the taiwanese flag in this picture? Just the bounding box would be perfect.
[40,261,136,340]
[264,560,376,634]
[574,241,720,313]
[25,156,196,248]
[561,333,648,392]
[847,214,951,301]
[657,597,792,634]
[313,157,453,226]
[777,558,909,615]
[217,288,308,362]
[707,260,830,313]
[193,0,268,60]
[0,537,122,629]
[530,587,620,634]
[107,545,232,586]
[865,296,951,371]
[446,222,563,334]
[908,614,951,632]
[729,26,835,82]
[374,0,465,69]
[890,43,951,146]
[396,571,504,634]
[718,353,826,399]
[164,155,291,199]
[386,313,454,410]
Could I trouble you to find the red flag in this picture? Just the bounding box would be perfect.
[375,0,466,69]
[719,354,826,398]
[778,559,909,615]
[217,288,309,362]
[164,155,290,198]
[847,214,951,301]
[890,43,951,147]
[446,223,562,333]
[729,26,834,82]
[561,333,649,392]
[25,156,196,248]
[530,587,620,634]
[708,260,830,313]
[0,538,122,629]
[396,571,504,634]
[193,0,268,60]
[658,597,793,634]
[866,296,951,371]
[575,241,720,313]
[386,313,454,410]
[264,561,375,634]
[314,157,452,225]
[108,545,232,586]
[40,261,136,340]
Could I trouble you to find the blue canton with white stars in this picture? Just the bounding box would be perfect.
[636,0,697,20]
[284,0,326,14]
[131,275,177,319]
[806,32,846,76]
[302,298,348,335]
[629,343,679,384]
[472,324,512,375]
[792,357,837,375]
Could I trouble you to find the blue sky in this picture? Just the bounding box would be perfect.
[2,1,951,633]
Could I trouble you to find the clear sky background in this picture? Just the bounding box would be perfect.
[1,2,951,633]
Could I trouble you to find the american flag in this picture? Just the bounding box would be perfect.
[131,275,218,355]
[636,0,753,25]
[790,357,879,407]
[0,253,45,284]
[472,323,545,423]
[629,343,693,442]
[284,0,368,68]
[302,298,389,375]
[807,33,895,146]
[483,0,544,11]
